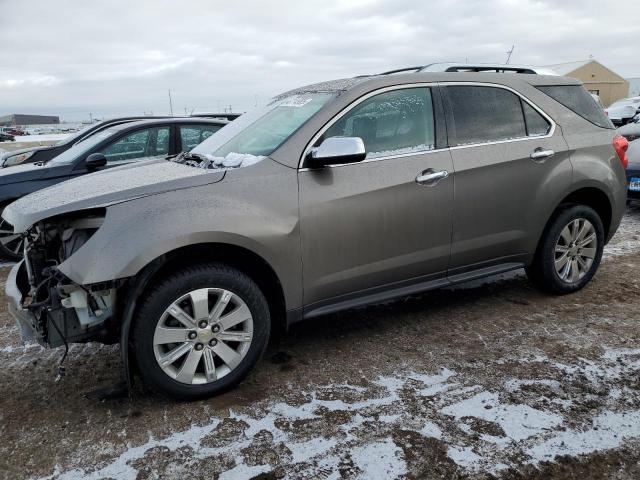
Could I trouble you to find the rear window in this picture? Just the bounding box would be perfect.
[537,85,613,129]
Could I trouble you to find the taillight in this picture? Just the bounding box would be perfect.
[613,134,629,169]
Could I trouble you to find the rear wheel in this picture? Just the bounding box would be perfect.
[132,263,270,400]
[526,205,604,294]
[0,208,24,261]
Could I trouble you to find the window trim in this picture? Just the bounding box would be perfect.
[298,83,446,170]
[439,82,556,150]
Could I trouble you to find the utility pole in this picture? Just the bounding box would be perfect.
[505,45,515,64]
[168,89,174,116]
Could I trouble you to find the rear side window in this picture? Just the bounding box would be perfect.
[446,86,527,145]
[322,87,435,159]
[537,85,613,129]
[522,102,551,136]
[180,124,221,151]
[446,86,551,145]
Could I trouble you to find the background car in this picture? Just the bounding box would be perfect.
[0,132,15,142]
[605,96,640,126]
[0,116,173,168]
[0,117,227,260]
[626,139,640,202]
[617,116,640,142]
[1,127,25,136]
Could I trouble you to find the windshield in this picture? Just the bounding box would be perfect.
[191,92,335,163]
[48,129,114,165]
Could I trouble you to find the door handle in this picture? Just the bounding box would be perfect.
[416,169,449,186]
[530,148,555,162]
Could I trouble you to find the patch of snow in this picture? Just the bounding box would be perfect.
[447,445,483,469]
[200,152,265,169]
[350,439,407,480]
[421,421,443,439]
[218,464,271,480]
[440,391,563,441]
[527,411,640,462]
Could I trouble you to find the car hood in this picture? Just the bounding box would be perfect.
[3,159,226,232]
[627,139,640,171]
[606,104,637,120]
[0,145,47,163]
[0,161,51,185]
[617,121,640,139]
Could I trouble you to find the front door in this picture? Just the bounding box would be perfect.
[298,86,454,307]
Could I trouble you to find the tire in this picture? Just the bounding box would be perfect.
[132,263,270,400]
[526,204,604,294]
[0,206,24,261]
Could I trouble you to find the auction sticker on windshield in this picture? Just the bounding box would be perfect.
[630,177,640,191]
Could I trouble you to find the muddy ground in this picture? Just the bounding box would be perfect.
[1,204,639,480]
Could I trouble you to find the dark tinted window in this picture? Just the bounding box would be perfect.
[523,102,551,136]
[323,87,435,158]
[447,86,527,145]
[537,85,613,129]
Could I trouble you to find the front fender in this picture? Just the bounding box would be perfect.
[57,162,302,309]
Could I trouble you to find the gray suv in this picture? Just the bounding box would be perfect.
[4,72,629,399]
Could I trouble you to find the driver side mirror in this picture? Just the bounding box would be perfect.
[306,137,366,168]
[84,152,107,171]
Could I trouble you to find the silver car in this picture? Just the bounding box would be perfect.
[4,71,628,399]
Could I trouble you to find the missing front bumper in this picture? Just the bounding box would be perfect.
[6,261,39,343]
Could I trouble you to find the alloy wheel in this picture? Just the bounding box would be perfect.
[554,218,597,283]
[153,288,254,385]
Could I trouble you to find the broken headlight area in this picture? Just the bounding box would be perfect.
[19,209,121,347]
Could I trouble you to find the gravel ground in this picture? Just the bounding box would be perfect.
[0,204,639,480]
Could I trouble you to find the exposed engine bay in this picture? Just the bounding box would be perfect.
[15,209,121,348]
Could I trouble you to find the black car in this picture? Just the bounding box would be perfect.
[0,132,15,142]
[627,138,640,202]
[0,117,226,259]
[0,116,175,168]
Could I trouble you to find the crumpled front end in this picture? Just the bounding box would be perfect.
[5,210,121,347]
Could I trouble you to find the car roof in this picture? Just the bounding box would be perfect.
[277,71,581,99]
[106,117,229,132]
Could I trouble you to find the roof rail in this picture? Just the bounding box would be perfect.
[377,63,558,76]
[379,66,426,75]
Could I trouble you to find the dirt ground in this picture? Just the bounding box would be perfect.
[1,204,639,480]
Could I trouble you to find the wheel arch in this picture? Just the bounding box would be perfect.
[530,185,613,266]
[118,242,288,387]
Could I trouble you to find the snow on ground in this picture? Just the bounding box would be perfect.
[2,133,70,144]
[36,347,640,480]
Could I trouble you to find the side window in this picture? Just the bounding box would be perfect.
[180,125,221,151]
[100,127,170,164]
[447,86,527,145]
[522,102,551,136]
[322,88,435,159]
[155,127,170,155]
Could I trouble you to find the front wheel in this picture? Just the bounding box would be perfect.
[526,205,604,294]
[132,263,270,400]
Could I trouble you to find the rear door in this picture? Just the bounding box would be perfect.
[442,83,571,276]
[298,86,454,307]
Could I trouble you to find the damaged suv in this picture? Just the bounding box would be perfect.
[4,71,628,399]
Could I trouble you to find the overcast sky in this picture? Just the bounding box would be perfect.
[0,0,638,121]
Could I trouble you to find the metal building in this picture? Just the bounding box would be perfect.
[0,114,60,126]
[542,60,630,107]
